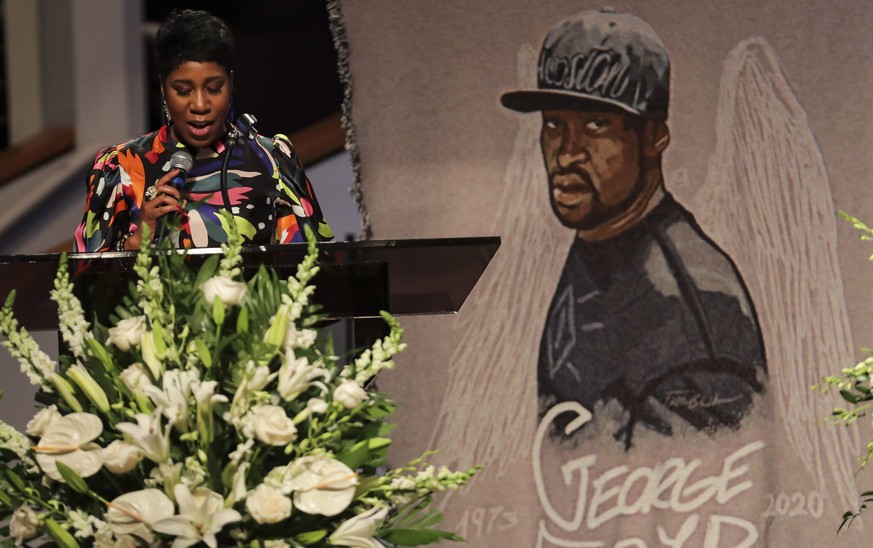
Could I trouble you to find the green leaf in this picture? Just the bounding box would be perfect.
[336,439,372,470]
[381,528,463,545]
[3,468,26,493]
[194,255,220,287]
[295,529,327,544]
[0,488,14,507]
[840,389,860,404]
[236,305,249,334]
[55,462,90,494]
[368,437,392,451]
[45,517,81,548]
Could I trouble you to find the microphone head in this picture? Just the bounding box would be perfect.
[169,150,194,174]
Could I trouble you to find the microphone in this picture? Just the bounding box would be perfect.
[154,150,194,243]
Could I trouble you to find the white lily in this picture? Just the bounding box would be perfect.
[192,379,228,445]
[277,351,326,401]
[115,411,172,463]
[10,504,40,545]
[288,456,357,516]
[66,363,111,413]
[143,369,198,431]
[226,462,250,506]
[329,506,389,548]
[140,330,163,380]
[106,488,175,544]
[33,412,103,482]
[153,483,242,548]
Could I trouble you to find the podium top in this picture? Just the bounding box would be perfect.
[0,237,500,331]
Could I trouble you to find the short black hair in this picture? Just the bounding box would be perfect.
[155,9,234,81]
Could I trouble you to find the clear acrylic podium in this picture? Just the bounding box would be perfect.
[0,237,500,349]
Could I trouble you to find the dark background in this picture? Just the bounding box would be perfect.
[145,1,343,137]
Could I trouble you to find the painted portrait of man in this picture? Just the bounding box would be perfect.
[500,9,767,448]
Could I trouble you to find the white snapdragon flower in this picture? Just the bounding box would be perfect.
[25,405,61,437]
[153,484,242,548]
[106,488,175,545]
[288,456,357,516]
[389,476,417,505]
[334,380,368,409]
[67,509,106,539]
[33,413,103,482]
[182,455,207,487]
[202,275,247,306]
[10,504,40,545]
[0,421,33,467]
[50,270,91,360]
[328,506,389,548]
[228,439,254,464]
[284,322,317,349]
[101,440,144,474]
[1,327,58,389]
[107,316,146,351]
[245,484,293,524]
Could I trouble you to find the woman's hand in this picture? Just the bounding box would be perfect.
[123,169,184,250]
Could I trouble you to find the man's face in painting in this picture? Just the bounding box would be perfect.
[540,110,645,231]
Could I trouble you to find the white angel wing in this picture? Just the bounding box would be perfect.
[691,37,861,517]
[428,43,571,478]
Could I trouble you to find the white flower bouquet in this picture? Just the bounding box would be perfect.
[0,219,476,547]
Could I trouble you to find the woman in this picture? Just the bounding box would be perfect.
[73,9,333,252]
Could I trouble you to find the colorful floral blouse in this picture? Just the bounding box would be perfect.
[74,125,333,252]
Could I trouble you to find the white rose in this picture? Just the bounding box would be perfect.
[108,316,147,351]
[25,405,61,437]
[245,484,292,524]
[10,504,40,544]
[252,405,297,446]
[202,276,247,306]
[307,398,327,415]
[102,440,144,474]
[120,363,153,392]
[334,380,367,409]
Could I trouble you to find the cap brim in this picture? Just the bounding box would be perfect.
[500,89,642,117]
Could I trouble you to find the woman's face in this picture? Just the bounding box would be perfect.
[163,61,232,149]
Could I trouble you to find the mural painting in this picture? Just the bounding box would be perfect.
[499,10,767,448]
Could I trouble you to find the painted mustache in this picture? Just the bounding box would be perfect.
[551,168,598,205]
